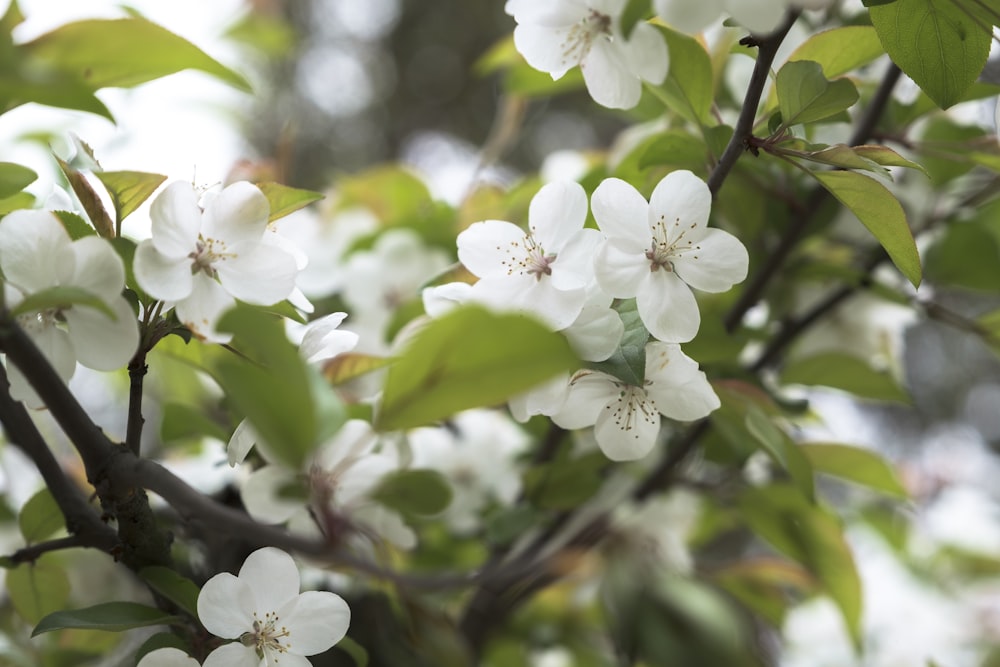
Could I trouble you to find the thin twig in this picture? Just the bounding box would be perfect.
[126,351,148,456]
[7,535,94,564]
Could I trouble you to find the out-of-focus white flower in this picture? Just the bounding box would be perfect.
[0,210,138,407]
[592,171,748,343]
[409,409,529,533]
[136,648,200,667]
[133,181,298,342]
[198,547,350,667]
[506,0,669,109]
[655,0,835,34]
[553,342,719,460]
[611,490,702,573]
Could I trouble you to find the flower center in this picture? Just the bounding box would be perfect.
[610,384,659,439]
[561,9,613,66]
[645,214,700,272]
[188,236,231,278]
[498,234,557,281]
[240,610,291,658]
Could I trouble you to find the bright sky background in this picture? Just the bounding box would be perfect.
[1,0,249,235]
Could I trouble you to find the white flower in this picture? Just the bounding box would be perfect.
[591,171,748,343]
[409,409,529,533]
[506,0,669,109]
[552,342,719,460]
[133,181,298,342]
[239,420,416,550]
[198,547,350,667]
[457,181,600,330]
[0,210,138,407]
[654,0,833,34]
[137,648,200,667]
[287,312,360,365]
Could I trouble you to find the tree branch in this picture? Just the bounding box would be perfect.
[126,351,148,456]
[706,10,800,198]
[722,62,903,332]
[7,535,96,564]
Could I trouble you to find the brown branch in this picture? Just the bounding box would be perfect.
[126,351,148,456]
[7,535,95,564]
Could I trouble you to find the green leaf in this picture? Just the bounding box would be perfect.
[588,299,647,385]
[159,403,228,443]
[787,26,885,78]
[924,222,1000,291]
[786,143,926,179]
[775,60,859,128]
[56,158,114,239]
[52,210,97,240]
[658,26,713,124]
[869,0,991,109]
[214,308,317,469]
[376,306,579,431]
[93,171,166,233]
[812,170,921,287]
[0,162,36,198]
[336,636,370,667]
[853,145,928,175]
[323,353,393,385]
[256,181,324,222]
[780,352,909,402]
[800,443,908,498]
[32,601,181,636]
[0,191,35,214]
[620,0,651,38]
[6,556,70,625]
[638,130,712,171]
[22,18,251,92]
[138,567,201,618]
[745,408,815,501]
[18,488,63,544]
[372,469,453,517]
[11,286,115,319]
[740,485,862,648]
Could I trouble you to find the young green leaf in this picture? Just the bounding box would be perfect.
[745,408,815,501]
[6,557,70,625]
[780,352,909,403]
[32,602,181,636]
[18,489,63,544]
[93,171,167,233]
[159,403,228,443]
[657,26,713,124]
[376,306,579,431]
[372,469,453,517]
[787,26,885,78]
[256,181,324,222]
[56,158,114,238]
[869,0,990,109]
[138,567,201,618]
[812,170,921,287]
[21,18,251,92]
[775,60,859,128]
[800,443,908,498]
[0,162,36,198]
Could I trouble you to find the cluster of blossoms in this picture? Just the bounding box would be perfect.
[428,170,748,461]
[507,0,837,109]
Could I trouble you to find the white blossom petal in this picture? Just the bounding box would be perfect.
[582,37,642,109]
[201,181,270,244]
[422,282,473,317]
[241,547,301,614]
[216,240,297,305]
[202,642,262,667]
[150,182,201,259]
[175,274,235,343]
[67,236,126,302]
[636,271,700,343]
[549,228,601,292]
[512,24,574,78]
[644,342,720,421]
[197,572,256,639]
[593,385,661,460]
[592,178,651,243]
[0,210,74,292]
[672,228,749,293]
[137,647,201,667]
[457,220,530,279]
[594,239,646,298]
[552,370,617,429]
[242,466,302,524]
[63,297,138,371]
[649,170,711,244]
[618,22,668,85]
[529,181,588,252]
[134,240,194,302]
[563,302,624,361]
[654,0,723,33]
[278,591,351,655]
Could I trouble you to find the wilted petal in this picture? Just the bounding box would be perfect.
[582,38,641,109]
[279,590,351,655]
[594,385,660,460]
[0,210,74,292]
[529,181,588,252]
[673,228,749,293]
[636,271,700,343]
[201,181,270,244]
[197,572,255,639]
[592,178,650,243]
[150,182,201,259]
[64,298,138,371]
[134,240,194,302]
